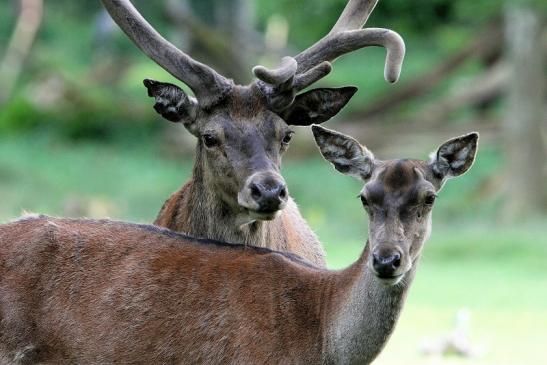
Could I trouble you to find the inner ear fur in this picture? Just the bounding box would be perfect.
[311,125,374,180]
[431,132,479,178]
[280,87,357,126]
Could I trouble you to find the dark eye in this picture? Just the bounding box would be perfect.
[202,134,218,148]
[424,193,436,206]
[360,195,369,207]
[282,131,294,145]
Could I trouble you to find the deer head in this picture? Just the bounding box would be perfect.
[313,126,478,285]
[101,0,405,221]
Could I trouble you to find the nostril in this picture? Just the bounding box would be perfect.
[372,252,381,266]
[392,252,401,269]
[250,183,262,200]
[278,186,287,200]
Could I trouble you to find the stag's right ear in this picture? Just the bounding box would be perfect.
[143,79,199,135]
[312,125,375,180]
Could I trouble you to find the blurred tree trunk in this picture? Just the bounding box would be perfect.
[502,3,547,220]
[0,0,43,104]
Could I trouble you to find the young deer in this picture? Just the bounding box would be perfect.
[0,127,478,364]
[101,0,405,266]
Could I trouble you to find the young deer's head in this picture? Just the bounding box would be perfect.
[101,0,405,221]
[313,126,478,285]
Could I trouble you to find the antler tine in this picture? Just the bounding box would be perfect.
[295,28,405,83]
[328,0,379,35]
[254,60,332,111]
[294,61,333,91]
[101,0,232,107]
[253,57,298,85]
[294,0,405,83]
[253,0,404,110]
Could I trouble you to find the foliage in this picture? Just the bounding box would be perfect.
[0,0,526,139]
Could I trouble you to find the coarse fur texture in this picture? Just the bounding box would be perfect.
[0,216,409,365]
[0,130,478,364]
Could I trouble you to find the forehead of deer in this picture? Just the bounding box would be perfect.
[203,85,281,128]
[369,159,430,196]
[221,85,270,118]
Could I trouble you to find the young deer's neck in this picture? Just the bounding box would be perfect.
[185,148,275,246]
[325,243,418,364]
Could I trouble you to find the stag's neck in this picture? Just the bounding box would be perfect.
[155,144,325,265]
[325,243,418,364]
[167,151,278,247]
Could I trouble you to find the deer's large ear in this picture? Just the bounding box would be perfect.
[312,125,375,180]
[280,87,357,126]
[430,132,479,179]
[143,79,199,135]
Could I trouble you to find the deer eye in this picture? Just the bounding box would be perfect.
[424,193,437,206]
[202,134,219,148]
[282,131,294,145]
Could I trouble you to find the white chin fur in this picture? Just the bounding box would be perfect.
[377,274,404,286]
[235,210,280,228]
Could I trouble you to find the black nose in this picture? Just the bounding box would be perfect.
[249,180,288,213]
[372,249,402,278]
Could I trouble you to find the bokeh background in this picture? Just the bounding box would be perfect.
[0,0,546,364]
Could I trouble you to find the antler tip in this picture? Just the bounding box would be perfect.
[384,73,400,83]
[253,57,298,85]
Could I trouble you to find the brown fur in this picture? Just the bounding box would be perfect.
[155,182,192,229]
[0,217,329,364]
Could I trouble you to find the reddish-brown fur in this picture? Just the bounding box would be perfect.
[0,216,330,364]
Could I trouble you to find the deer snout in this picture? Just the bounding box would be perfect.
[249,181,287,211]
[372,247,403,279]
[238,173,288,220]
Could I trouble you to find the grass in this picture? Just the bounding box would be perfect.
[376,223,547,365]
[0,134,546,364]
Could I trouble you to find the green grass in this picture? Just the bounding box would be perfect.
[0,134,546,365]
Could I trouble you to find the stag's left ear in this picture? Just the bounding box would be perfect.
[280,87,357,126]
[430,132,479,179]
[312,125,375,180]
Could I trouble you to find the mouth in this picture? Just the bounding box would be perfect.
[248,209,281,221]
[375,273,404,286]
[235,208,281,227]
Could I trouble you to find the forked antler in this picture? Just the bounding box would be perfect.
[255,0,405,109]
[100,0,232,107]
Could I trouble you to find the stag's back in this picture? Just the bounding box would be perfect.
[0,216,325,364]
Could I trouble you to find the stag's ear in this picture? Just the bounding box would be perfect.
[143,79,199,135]
[430,132,479,179]
[280,87,357,126]
[312,125,375,180]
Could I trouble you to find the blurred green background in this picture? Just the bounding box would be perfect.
[0,0,545,364]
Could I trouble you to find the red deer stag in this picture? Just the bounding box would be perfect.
[100,0,405,266]
[0,127,478,364]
